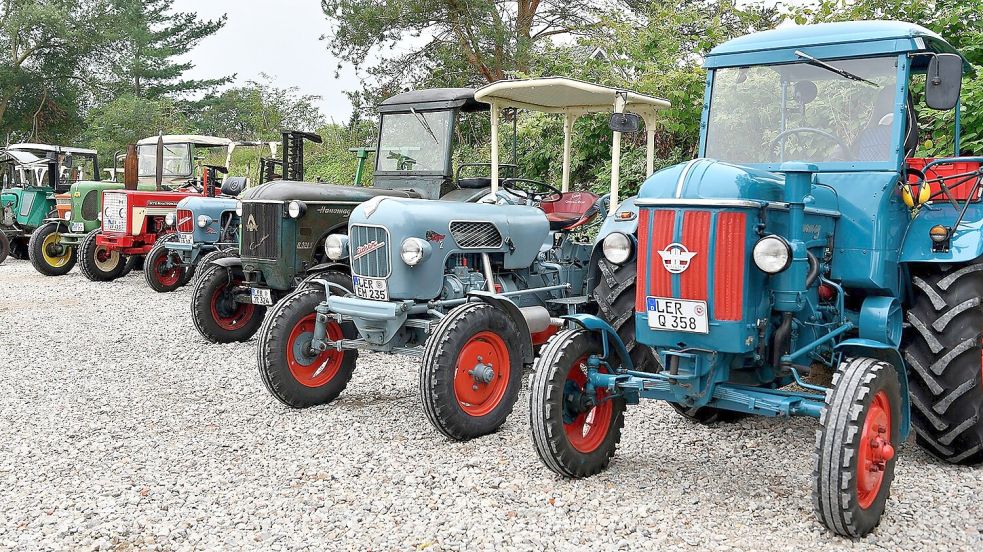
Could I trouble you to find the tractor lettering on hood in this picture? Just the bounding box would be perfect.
[354,240,385,260]
[245,214,258,232]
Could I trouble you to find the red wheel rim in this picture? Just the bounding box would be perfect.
[209,279,255,331]
[153,252,181,286]
[453,331,511,417]
[563,355,613,453]
[856,390,895,509]
[286,314,344,388]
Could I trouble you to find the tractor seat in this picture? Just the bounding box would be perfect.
[539,191,600,231]
[458,177,492,189]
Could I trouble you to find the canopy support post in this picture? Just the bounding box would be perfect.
[610,94,626,214]
[490,102,500,195]
[562,112,574,192]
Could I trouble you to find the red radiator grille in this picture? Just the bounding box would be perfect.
[680,211,711,301]
[636,209,675,311]
[713,212,746,320]
[176,209,194,233]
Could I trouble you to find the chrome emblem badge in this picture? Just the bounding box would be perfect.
[658,243,697,274]
[353,240,386,260]
[246,214,258,232]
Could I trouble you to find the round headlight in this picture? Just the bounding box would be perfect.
[752,235,792,274]
[400,237,429,266]
[164,212,175,226]
[324,234,349,260]
[287,200,306,219]
[63,210,72,221]
[197,215,210,228]
[235,201,243,217]
[601,232,633,264]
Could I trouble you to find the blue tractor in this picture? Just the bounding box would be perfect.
[528,21,983,537]
[255,78,669,441]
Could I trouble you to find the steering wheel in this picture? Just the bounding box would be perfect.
[768,128,852,162]
[501,178,561,203]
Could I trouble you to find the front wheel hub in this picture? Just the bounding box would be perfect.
[469,359,495,385]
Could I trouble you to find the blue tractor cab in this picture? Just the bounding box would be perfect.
[529,21,983,537]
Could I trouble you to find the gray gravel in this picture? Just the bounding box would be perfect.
[0,258,981,551]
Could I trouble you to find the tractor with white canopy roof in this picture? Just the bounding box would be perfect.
[255,77,669,442]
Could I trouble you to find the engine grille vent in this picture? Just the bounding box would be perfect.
[240,202,280,261]
[102,193,127,234]
[350,224,391,278]
[176,209,194,233]
[449,221,502,249]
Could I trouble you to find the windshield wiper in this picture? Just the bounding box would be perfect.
[410,108,440,144]
[794,50,879,87]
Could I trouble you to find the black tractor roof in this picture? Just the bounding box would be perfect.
[378,88,485,113]
[239,180,418,203]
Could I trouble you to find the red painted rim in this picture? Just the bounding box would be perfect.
[209,279,256,331]
[564,355,613,453]
[286,313,344,388]
[96,248,112,263]
[857,390,895,509]
[153,252,182,287]
[453,331,511,417]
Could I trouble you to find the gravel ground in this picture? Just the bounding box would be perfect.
[0,258,981,551]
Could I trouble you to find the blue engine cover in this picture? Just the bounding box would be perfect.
[176,195,239,244]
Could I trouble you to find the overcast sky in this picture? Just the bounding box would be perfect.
[171,0,360,123]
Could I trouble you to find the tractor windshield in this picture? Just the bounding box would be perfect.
[376,110,453,173]
[705,56,900,165]
[138,143,192,177]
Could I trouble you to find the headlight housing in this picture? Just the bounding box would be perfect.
[197,215,211,228]
[164,212,175,226]
[235,201,243,216]
[324,234,349,261]
[63,210,72,221]
[752,235,792,274]
[400,237,430,266]
[601,232,633,264]
[287,200,306,219]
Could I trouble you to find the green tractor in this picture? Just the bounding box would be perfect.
[1,144,99,265]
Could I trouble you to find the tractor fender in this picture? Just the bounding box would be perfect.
[306,262,350,275]
[466,290,535,365]
[563,313,634,372]
[899,202,983,263]
[833,338,910,440]
[210,256,242,269]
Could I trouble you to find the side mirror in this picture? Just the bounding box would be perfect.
[926,53,963,110]
[62,154,74,168]
[794,81,818,105]
[609,112,642,133]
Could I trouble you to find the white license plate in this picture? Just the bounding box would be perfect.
[178,233,193,244]
[353,276,388,301]
[646,297,709,334]
[251,288,273,306]
[70,222,85,233]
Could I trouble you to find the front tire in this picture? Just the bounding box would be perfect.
[193,248,237,287]
[78,229,126,281]
[257,287,358,408]
[903,263,983,465]
[144,236,187,292]
[28,222,76,276]
[814,357,900,537]
[420,303,525,441]
[191,264,266,343]
[530,329,625,478]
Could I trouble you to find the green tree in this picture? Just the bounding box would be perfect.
[196,77,327,141]
[81,93,190,168]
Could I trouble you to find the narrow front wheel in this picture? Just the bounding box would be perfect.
[28,222,76,276]
[530,329,625,478]
[190,264,265,343]
[144,236,187,292]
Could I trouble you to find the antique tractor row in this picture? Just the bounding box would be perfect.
[240,23,982,539]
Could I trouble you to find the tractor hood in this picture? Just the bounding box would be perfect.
[638,159,786,203]
[240,180,418,203]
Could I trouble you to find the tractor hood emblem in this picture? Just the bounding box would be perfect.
[353,240,386,260]
[245,214,258,232]
[658,243,697,273]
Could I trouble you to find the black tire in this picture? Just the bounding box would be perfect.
[530,329,625,478]
[78,229,126,281]
[191,264,266,343]
[257,286,358,408]
[814,357,901,537]
[28,222,76,276]
[0,231,8,264]
[121,255,141,276]
[193,248,236,286]
[420,303,525,441]
[144,236,187,292]
[593,256,743,424]
[903,263,983,465]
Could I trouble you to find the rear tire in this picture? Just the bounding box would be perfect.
[78,229,126,282]
[144,236,188,292]
[530,329,625,478]
[257,287,358,407]
[28,222,76,276]
[814,357,900,537]
[420,303,525,440]
[191,264,266,343]
[903,263,983,465]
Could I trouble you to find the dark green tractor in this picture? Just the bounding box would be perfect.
[191,89,498,342]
